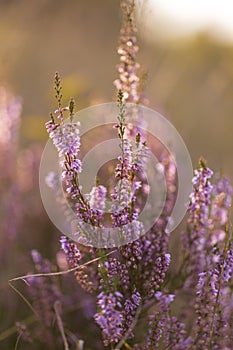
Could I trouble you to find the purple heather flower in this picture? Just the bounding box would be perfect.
[54,106,69,120]
[45,171,60,191]
[143,292,193,349]
[212,173,233,208]
[45,119,59,133]
[219,286,233,347]
[47,112,96,227]
[144,153,177,257]
[133,141,150,173]
[183,161,215,286]
[131,290,141,307]
[192,241,233,349]
[46,110,103,229]
[103,258,130,292]
[111,178,137,211]
[123,290,142,338]
[49,123,81,158]
[193,268,220,348]
[183,161,233,295]
[75,185,108,228]
[88,185,107,212]
[142,253,171,297]
[209,175,233,247]
[122,138,133,164]
[189,164,213,225]
[154,291,175,312]
[222,244,233,283]
[121,239,143,268]
[60,235,81,266]
[145,314,193,350]
[111,139,148,237]
[164,317,193,350]
[60,236,94,293]
[146,312,167,348]
[94,291,124,346]
[114,1,141,104]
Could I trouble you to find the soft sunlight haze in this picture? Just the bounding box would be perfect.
[144,0,233,41]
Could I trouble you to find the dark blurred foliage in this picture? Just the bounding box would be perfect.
[0,0,233,348]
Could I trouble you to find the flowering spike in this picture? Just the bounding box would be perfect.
[136,132,140,145]
[69,97,75,121]
[118,89,124,104]
[114,0,141,103]
[199,156,207,169]
[54,72,62,107]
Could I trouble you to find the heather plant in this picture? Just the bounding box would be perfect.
[40,77,233,349]
[2,1,233,350]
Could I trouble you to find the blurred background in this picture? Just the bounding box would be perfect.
[0,0,233,348]
[0,0,232,171]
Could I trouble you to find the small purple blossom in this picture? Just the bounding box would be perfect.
[189,161,213,225]
[60,235,81,266]
[49,123,81,158]
[94,291,124,346]
[123,290,141,338]
[88,185,107,211]
[222,244,233,283]
[183,160,215,286]
[60,236,94,293]
[114,1,140,104]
